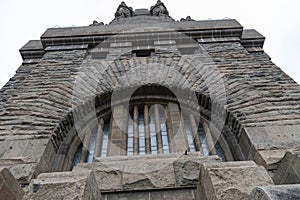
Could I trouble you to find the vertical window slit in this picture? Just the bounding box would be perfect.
[160,106,169,153]
[101,119,110,157]
[139,107,145,155]
[150,106,157,154]
[87,125,98,163]
[127,112,134,156]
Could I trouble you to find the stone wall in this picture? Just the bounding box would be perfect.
[0,168,24,200]
[196,161,274,200]
[74,153,220,192]
[24,171,101,199]
[0,16,299,198]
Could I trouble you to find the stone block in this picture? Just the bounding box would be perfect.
[273,150,300,184]
[0,138,48,163]
[254,149,288,170]
[173,154,220,187]
[196,161,274,200]
[242,29,265,40]
[76,153,220,192]
[263,125,300,149]
[9,163,37,185]
[242,127,273,151]
[0,158,39,186]
[242,125,300,166]
[75,156,176,192]
[75,162,123,192]
[244,125,300,153]
[122,160,175,190]
[250,184,300,200]
[23,171,101,200]
[0,168,25,200]
[20,40,43,51]
[104,189,196,200]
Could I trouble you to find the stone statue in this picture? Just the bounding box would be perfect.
[180,16,195,22]
[89,20,104,26]
[114,2,133,18]
[150,0,169,16]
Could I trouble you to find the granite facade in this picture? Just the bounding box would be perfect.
[0,1,299,199]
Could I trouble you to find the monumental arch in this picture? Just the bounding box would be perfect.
[0,1,299,199]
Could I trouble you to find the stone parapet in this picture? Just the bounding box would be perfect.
[103,188,196,200]
[19,40,44,60]
[23,170,101,200]
[0,168,24,200]
[74,153,221,192]
[273,150,300,184]
[196,161,274,200]
[251,184,300,200]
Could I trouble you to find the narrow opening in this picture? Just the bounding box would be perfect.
[178,47,196,55]
[132,49,155,57]
[91,51,109,59]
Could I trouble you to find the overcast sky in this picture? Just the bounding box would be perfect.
[0,0,299,88]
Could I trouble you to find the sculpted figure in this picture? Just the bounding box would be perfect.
[150,0,169,16]
[114,2,133,18]
[90,20,104,26]
[180,16,195,22]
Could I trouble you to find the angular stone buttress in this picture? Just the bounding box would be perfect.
[0,1,300,200]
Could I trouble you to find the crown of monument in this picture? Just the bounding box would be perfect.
[110,0,174,24]
[90,1,195,26]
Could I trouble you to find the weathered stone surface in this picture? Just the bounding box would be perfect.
[173,154,220,187]
[0,158,39,187]
[196,161,274,200]
[1,3,300,199]
[240,125,300,162]
[0,167,24,200]
[0,137,53,186]
[75,162,123,192]
[75,153,220,192]
[0,138,48,163]
[254,149,288,170]
[104,188,196,200]
[273,150,300,184]
[23,171,101,200]
[122,160,175,191]
[250,184,300,200]
[75,156,176,192]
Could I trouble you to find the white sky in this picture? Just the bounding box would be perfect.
[0,0,299,88]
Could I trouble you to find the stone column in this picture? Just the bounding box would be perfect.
[123,107,129,153]
[133,106,139,155]
[80,128,91,163]
[189,114,203,154]
[167,102,189,153]
[107,105,128,156]
[144,105,151,154]
[154,104,163,154]
[203,121,217,155]
[94,118,104,158]
[165,108,174,153]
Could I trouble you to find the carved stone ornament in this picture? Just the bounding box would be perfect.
[150,0,169,16]
[114,1,133,18]
[180,16,195,22]
[89,20,104,26]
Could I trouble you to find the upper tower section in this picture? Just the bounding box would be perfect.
[110,1,174,25]
[19,0,265,61]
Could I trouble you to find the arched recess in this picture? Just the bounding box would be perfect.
[38,48,247,172]
[40,84,245,172]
